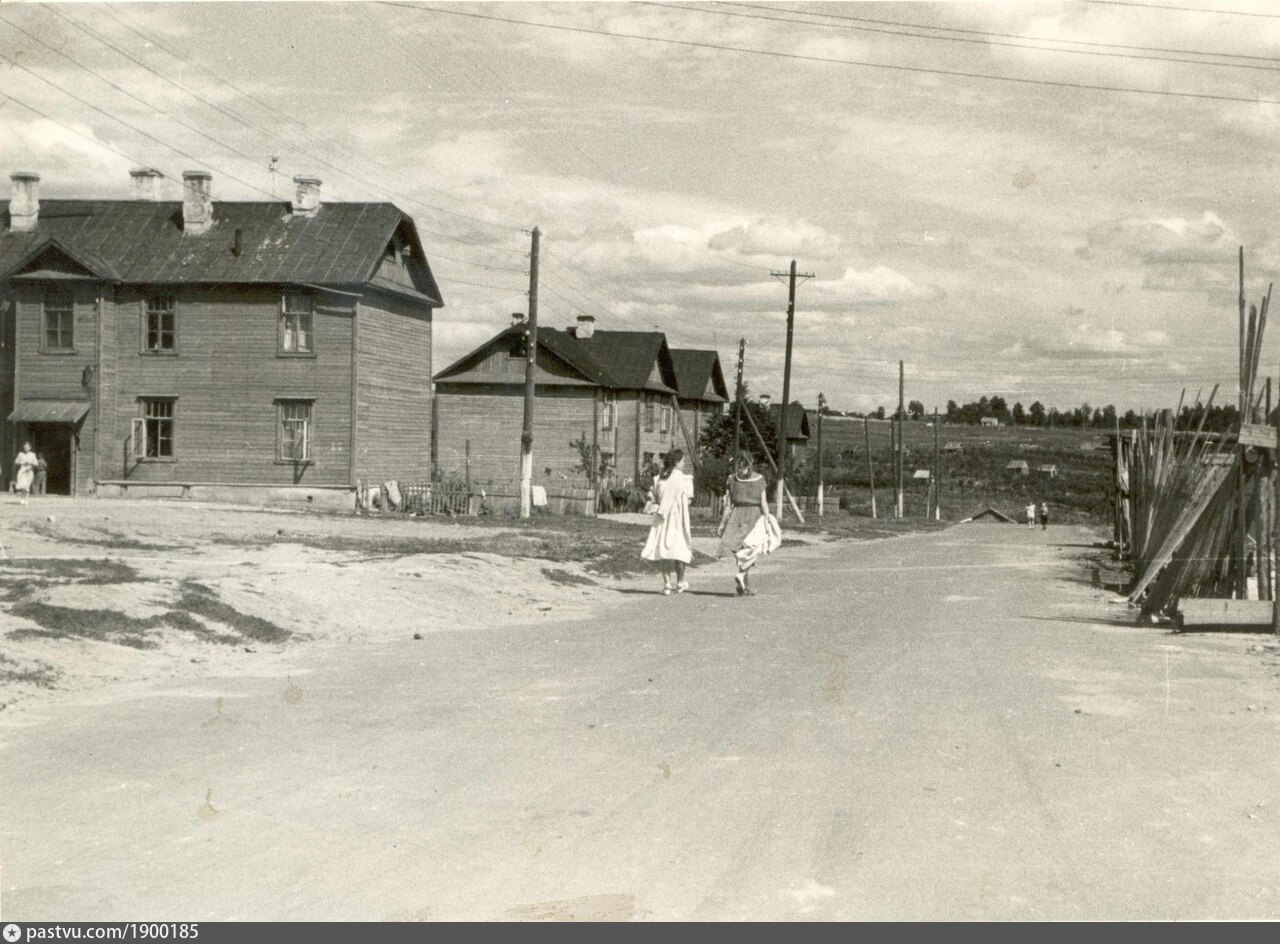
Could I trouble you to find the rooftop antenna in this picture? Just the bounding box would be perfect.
[268,154,280,198]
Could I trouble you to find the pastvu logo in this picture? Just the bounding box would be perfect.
[3,924,21,943]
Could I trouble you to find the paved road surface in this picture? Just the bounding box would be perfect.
[3,523,1279,920]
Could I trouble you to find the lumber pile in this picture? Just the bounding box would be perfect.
[1123,251,1277,624]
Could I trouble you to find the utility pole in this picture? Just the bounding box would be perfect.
[519,226,540,519]
[864,415,876,519]
[896,360,905,518]
[816,392,825,517]
[770,259,814,519]
[933,406,941,521]
[733,338,745,465]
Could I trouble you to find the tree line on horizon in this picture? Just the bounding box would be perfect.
[819,395,1244,432]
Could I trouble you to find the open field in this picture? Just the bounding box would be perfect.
[807,419,1111,524]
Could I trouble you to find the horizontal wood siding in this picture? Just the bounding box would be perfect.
[110,285,353,485]
[434,384,597,486]
[355,292,433,482]
[13,282,99,495]
[0,295,14,488]
[613,391,681,486]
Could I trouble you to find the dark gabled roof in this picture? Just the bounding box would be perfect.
[569,329,677,394]
[0,200,442,304]
[769,402,810,440]
[669,348,729,403]
[962,506,1016,524]
[434,325,679,394]
[433,324,617,386]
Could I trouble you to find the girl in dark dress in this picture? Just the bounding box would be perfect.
[717,453,771,596]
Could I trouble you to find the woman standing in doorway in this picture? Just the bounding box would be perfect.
[718,452,771,596]
[641,449,695,594]
[13,441,38,505]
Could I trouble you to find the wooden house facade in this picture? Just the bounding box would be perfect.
[769,401,811,459]
[433,315,693,488]
[668,348,728,454]
[0,170,441,503]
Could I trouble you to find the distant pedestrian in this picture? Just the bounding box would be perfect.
[13,442,37,505]
[641,449,694,595]
[718,452,772,596]
[1039,501,1049,530]
[33,453,47,497]
[1026,503,1036,530]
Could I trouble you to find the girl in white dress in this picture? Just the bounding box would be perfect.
[641,449,694,595]
[13,442,37,505]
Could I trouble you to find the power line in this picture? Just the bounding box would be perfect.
[0,12,285,173]
[376,2,1280,106]
[0,50,277,198]
[1084,0,1280,18]
[98,3,530,233]
[39,3,528,259]
[642,1,1280,73]
[720,1,1280,64]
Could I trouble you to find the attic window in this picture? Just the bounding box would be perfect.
[385,241,397,261]
[509,332,528,359]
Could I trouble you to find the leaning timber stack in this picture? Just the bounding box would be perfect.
[1126,254,1275,621]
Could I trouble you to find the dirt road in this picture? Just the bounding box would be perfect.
[3,519,1279,920]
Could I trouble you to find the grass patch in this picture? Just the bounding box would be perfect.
[540,567,597,587]
[21,522,182,552]
[9,601,166,649]
[0,652,60,689]
[177,582,291,644]
[5,582,288,649]
[0,558,140,585]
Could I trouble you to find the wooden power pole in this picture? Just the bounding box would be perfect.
[816,392,825,517]
[770,259,813,520]
[932,406,941,520]
[733,338,745,464]
[864,415,877,519]
[896,360,905,518]
[519,226,541,518]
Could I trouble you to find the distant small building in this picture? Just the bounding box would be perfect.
[912,468,932,481]
[767,400,811,459]
[942,441,963,453]
[1037,464,1059,478]
[980,417,1000,427]
[1005,459,1030,475]
[961,506,1015,524]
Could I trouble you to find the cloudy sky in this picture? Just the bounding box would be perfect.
[3,0,1279,413]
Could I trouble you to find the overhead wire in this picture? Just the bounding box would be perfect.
[26,3,532,270]
[638,1,1280,73]
[717,1,1280,64]
[375,2,1280,106]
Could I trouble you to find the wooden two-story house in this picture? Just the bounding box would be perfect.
[0,170,441,504]
[432,314,687,487]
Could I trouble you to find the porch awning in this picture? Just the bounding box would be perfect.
[8,399,91,425]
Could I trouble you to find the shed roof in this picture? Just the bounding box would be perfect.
[1005,459,1029,470]
[0,199,442,303]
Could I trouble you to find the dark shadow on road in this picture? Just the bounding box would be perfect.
[608,588,738,598]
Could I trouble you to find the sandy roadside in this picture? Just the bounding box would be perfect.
[0,498,775,721]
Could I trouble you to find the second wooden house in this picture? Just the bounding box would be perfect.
[433,314,724,489]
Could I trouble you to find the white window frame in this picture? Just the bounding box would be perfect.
[42,287,74,352]
[144,293,176,353]
[277,399,314,463]
[279,292,315,355]
[137,398,175,460]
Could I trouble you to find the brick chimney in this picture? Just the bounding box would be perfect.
[8,172,40,232]
[574,314,596,340]
[292,176,321,217]
[181,170,213,235]
[759,394,772,407]
[129,167,164,201]
[511,312,525,326]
